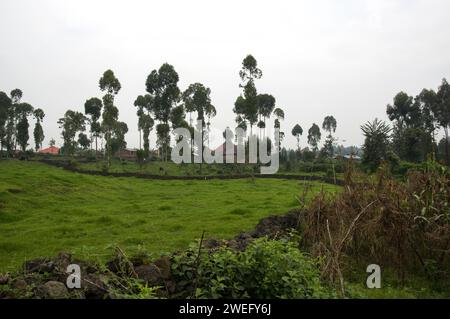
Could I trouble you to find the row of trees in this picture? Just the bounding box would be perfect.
[58,70,129,167]
[290,116,338,159]
[4,56,447,171]
[361,79,450,169]
[132,64,218,163]
[0,89,45,156]
[130,55,283,164]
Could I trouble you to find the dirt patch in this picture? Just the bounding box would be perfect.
[6,188,23,194]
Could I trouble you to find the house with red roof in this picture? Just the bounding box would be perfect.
[38,146,60,155]
[214,142,238,162]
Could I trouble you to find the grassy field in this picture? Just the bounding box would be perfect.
[0,160,338,271]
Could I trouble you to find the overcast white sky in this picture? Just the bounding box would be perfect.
[1,0,449,150]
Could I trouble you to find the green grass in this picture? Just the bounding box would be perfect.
[345,268,449,299]
[0,160,338,271]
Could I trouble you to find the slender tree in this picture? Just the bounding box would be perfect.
[99,70,121,167]
[234,55,262,138]
[273,108,285,151]
[205,104,217,148]
[291,124,303,151]
[134,94,154,156]
[84,97,103,157]
[0,91,12,156]
[436,78,450,164]
[182,83,214,160]
[15,103,34,152]
[257,94,276,138]
[7,89,23,153]
[322,116,337,158]
[145,63,180,162]
[307,123,321,154]
[33,108,45,151]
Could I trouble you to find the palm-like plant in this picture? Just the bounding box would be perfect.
[361,118,391,138]
[361,118,392,169]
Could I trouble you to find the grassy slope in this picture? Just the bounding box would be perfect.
[0,160,337,271]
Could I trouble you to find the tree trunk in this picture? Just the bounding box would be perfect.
[200,122,203,174]
[106,132,111,168]
[445,127,449,166]
[139,129,142,150]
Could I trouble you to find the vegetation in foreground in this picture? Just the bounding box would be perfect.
[299,159,450,297]
[1,159,448,299]
[0,160,337,271]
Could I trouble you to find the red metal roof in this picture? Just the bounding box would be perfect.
[38,146,60,155]
[215,142,237,155]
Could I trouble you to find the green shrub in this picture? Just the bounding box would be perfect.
[391,161,421,176]
[68,159,80,168]
[172,238,332,299]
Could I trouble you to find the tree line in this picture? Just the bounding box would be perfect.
[1,55,448,171]
[0,89,45,156]
[361,79,450,170]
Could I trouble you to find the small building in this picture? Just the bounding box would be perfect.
[114,148,138,160]
[38,146,60,155]
[343,154,362,162]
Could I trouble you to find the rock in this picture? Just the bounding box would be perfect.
[12,279,28,293]
[254,211,300,237]
[135,264,162,286]
[24,258,55,274]
[83,274,107,299]
[106,259,120,273]
[54,252,72,271]
[0,274,9,285]
[153,256,172,280]
[106,257,133,275]
[74,259,98,274]
[37,281,69,299]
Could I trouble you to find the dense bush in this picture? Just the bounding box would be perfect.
[300,158,450,291]
[390,160,423,177]
[172,238,332,299]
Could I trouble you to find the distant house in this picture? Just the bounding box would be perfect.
[114,148,138,160]
[38,146,60,155]
[214,142,238,162]
[343,154,362,162]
